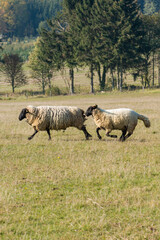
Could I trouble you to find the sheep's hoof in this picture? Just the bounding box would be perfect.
[98,136,102,140]
[86,134,92,140]
[112,135,117,138]
[28,137,32,140]
[119,137,125,142]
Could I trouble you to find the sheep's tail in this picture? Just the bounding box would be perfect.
[138,114,151,128]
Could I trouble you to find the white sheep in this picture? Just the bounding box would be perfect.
[85,104,150,141]
[19,105,92,140]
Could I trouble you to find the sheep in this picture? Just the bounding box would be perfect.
[19,105,92,140]
[85,104,150,141]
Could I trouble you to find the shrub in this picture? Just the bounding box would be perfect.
[46,86,61,96]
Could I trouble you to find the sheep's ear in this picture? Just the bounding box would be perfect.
[93,104,98,109]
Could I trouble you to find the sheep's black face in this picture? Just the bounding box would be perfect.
[86,105,98,117]
[19,108,28,121]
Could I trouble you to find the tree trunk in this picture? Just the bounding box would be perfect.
[110,68,115,90]
[97,64,106,91]
[48,77,52,96]
[120,61,123,92]
[12,77,15,93]
[42,76,45,95]
[101,66,106,90]
[158,54,160,87]
[144,56,150,88]
[69,68,74,94]
[48,77,51,90]
[117,66,120,90]
[152,51,155,87]
[90,64,94,93]
[97,63,101,89]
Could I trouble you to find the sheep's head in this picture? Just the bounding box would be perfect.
[19,108,29,121]
[85,104,98,116]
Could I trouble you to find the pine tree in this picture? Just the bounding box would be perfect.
[113,0,144,90]
[40,16,78,94]
[91,0,121,90]
[140,14,160,87]
[65,0,96,93]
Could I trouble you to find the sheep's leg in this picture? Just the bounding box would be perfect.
[96,127,102,140]
[119,128,127,142]
[28,129,38,140]
[46,129,51,140]
[124,132,132,141]
[81,125,92,140]
[106,130,117,138]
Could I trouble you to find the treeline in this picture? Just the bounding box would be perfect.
[0,0,160,39]
[0,0,62,38]
[1,0,160,95]
[27,0,160,94]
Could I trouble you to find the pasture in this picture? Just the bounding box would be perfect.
[0,90,160,239]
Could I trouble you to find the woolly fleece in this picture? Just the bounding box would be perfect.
[92,107,150,134]
[26,105,86,131]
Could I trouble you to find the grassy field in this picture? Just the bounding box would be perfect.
[0,90,160,239]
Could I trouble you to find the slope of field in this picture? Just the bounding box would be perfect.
[0,90,160,239]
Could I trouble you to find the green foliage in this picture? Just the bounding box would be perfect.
[39,19,65,71]
[0,0,62,38]
[63,0,145,91]
[0,39,35,61]
[138,14,160,87]
[1,0,160,94]
[39,16,78,94]
[28,37,54,94]
[46,86,61,96]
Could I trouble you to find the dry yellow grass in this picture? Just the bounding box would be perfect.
[0,90,160,239]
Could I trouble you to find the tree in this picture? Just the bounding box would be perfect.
[0,54,27,93]
[91,0,121,90]
[64,0,96,93]
[60,16,78,94]
[0,7,7,35]
[140,14,160,87]
[40,15,78,94]
[0,0,62,38]
[0,37,3,51]
[113,0,144,90]
[28,37,54,95]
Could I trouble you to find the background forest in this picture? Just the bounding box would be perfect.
[1,0,160,95]
[0,0,160,38]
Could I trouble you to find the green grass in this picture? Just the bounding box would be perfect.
[0,91,160,239]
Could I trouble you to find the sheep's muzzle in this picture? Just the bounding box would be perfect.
[19,108,28,121]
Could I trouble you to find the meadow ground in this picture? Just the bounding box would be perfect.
[0,90,160,239]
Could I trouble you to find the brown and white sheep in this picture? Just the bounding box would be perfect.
[85,105,150,141]
[19,105,92,140]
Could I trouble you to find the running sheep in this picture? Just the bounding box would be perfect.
[85,104,150,141]
[19,105,92,140]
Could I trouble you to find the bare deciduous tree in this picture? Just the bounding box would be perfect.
[0,54,27,93]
